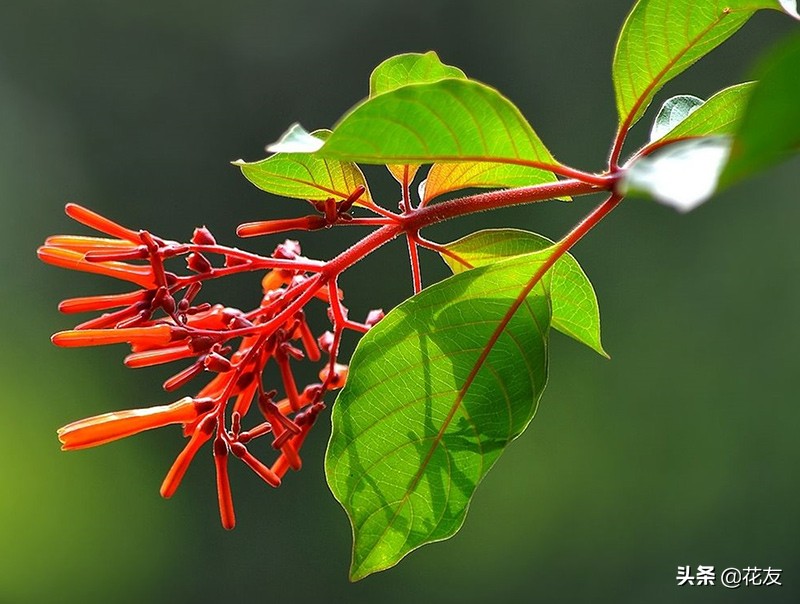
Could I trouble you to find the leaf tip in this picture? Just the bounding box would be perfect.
[230,158,247,166]
[265,122,325,154]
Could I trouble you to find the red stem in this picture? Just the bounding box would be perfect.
[403,178,604,232]
[406,233,422,294]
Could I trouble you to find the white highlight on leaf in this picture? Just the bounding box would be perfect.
[417,178,427,204]
[621,137,732,213]
[779,0,799,19]
[265,123,324,153]
[650,95,704,142]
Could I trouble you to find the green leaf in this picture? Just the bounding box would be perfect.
[234,130,372,204]
[320,79,561,190]
[367,54,561,201]
[370,52,468,185]
[649,95,704,142]
[326,250,553,580]
[369,51,467,97]
[612,0,795,131]
[441,229,607,357]
[722,31,800,184]
[650,83,755,144]
[622,136,731,212]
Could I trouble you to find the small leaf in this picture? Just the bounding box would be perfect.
[370,52,467,185]
[441,229,607,357]
[649,95,704,142]
[326,250,553,580]
[386,164,420,185]
[422,161,569,204]
[236,130,372,204]
[621,137,731,212]
[369,51,467,97]
[722,31,800,185]
[612,0,796,131]
[651,82,755,144]
[320,79,561,191]
[265,123,324,153]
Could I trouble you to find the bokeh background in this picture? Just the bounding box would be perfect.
[1,1,798,602]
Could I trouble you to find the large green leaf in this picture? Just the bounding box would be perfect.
[649,83,755,145]
[319,79,561,190]
[370,52,468,185]
[612,0,795,131]
[722,31,800,184]
[326,250,553,580]
[370,51,467,97]
[441,229,606,357]
[234,130,372,203]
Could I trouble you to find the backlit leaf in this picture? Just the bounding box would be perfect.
[622,137,731,212]
[234,130,372,204]
[265,122,324,153]
[722,31,800,184]
[422,160,569,203]
[650,83,755,144]
[370,52,467,185]
[326,250,553,580]
[649,95,704,142]
[369,51,467,97]
[320,79,561,191]
[441,229,606,357]
[612,0,796,131]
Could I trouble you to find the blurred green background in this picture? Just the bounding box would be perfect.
[1,1,798,602]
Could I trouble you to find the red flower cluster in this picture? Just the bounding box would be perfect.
[39,203,363,529]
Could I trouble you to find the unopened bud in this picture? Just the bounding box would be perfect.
[191,226,217,246]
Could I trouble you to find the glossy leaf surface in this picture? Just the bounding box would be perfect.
[650,83,754,144]
[622,137,731,212]
[649,95,704,142]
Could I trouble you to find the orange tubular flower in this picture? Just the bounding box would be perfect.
[37,246,156,288]
[58,397,215,450]
[51,325,177,348]
[41,203,351,528]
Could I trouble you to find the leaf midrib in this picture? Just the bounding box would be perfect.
[350,265,549,577]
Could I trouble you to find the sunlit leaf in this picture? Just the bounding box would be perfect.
[441,229,606,357]
[722,31,800,184]
[370,52,467,186]
[320,79,561,192]
[234,130,372,203]
[326,250,553,580]
[369,51,467,97]
[649,95,704,142]
[621,137,731,212]
[650,83,755,144]
[422,160,569,204]
[612,0,796,131]
[367,54,560,201]
[265,122,324,153]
